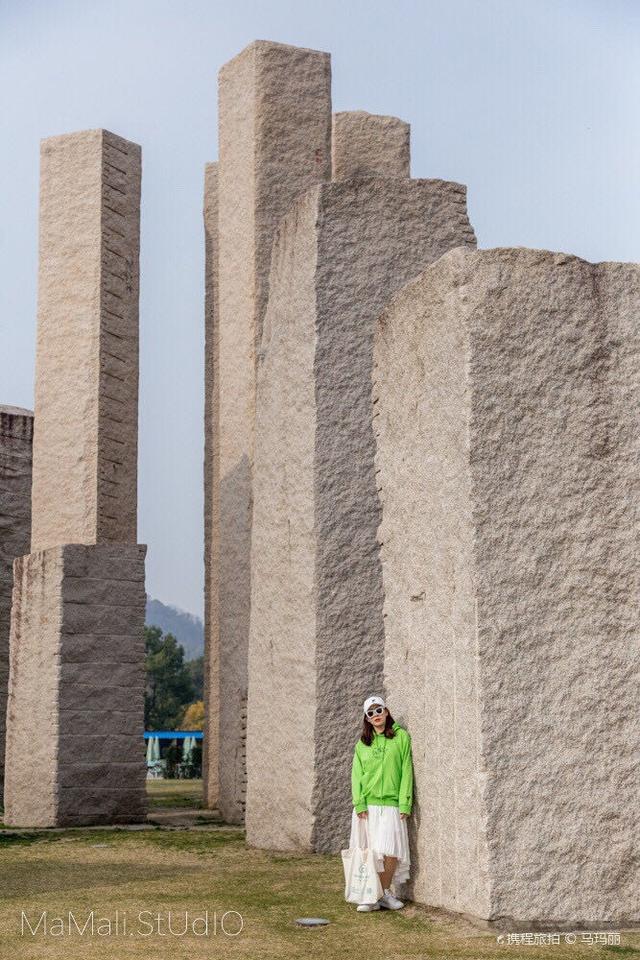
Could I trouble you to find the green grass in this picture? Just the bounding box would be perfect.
[145,777,204,809]
[0,777,205,824]
[1,825,638,960]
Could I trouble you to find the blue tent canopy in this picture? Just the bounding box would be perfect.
[144,730,203,740]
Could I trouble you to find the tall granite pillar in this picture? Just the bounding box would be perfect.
[246,177,476,852]
[332,111,410,179]
[202,161,220,807]
[3,129,146,827]
[208,41,332,821]
[30,129,140,551]
[0,406,33,795]
[373,247,640,924]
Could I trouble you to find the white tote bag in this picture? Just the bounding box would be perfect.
[341,815,384,904]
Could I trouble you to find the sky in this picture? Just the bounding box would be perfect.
[1,0,638,618]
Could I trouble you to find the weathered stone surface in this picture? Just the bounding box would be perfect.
[373,246,640,923]
[0,406,33,794]
[332,111,410,179]
[211,40,331,822]
[31,129,141,552]
[246,178,476,852]
[3,543,147,826]
[202,161,220,809]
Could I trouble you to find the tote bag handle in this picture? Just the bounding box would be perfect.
[357,812,371,850]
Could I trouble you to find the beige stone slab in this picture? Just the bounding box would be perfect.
[212,40,332,823]
[3,548,62,826]
[30,129,140,552]
[332,110,410,179]
[202,161,220,810]
[373,246,640,923]
[247,177,476,852]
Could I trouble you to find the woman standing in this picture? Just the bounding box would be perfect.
[349,694,414,912]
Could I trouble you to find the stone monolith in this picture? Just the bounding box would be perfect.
[373,246,640,924]
[31,129,141,552]
[246,177,476,852]
[3,130,146,826]
[332,111,410,179]
[208,40,332,821]
[203,161,220,807]
[0,406,33,793]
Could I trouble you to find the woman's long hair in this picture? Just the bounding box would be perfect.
[360,710,396,746]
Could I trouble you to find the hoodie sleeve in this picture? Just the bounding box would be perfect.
[399,730,414,815]
[351,744,368,813]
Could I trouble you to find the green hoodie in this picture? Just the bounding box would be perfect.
[351,721,413,815]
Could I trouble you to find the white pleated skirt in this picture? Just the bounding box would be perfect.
[349,804,411,885]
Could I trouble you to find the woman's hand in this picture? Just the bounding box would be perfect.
[357,810,368,819]
[400,813,408,820]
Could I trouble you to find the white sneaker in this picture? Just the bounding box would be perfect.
[356,901,381,912]
[378,888,404,910]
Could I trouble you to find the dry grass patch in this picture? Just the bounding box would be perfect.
[0,826,637,960]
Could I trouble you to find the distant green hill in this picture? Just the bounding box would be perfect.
[145,596,204,662]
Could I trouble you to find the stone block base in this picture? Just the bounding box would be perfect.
[3,543,148,827]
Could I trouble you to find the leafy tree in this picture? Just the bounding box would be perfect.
[145,626,196,730]
[187,655,204,701]
[182,700,205,730]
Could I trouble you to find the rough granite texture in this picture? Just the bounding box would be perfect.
[3,543,148,826]
[332,111,410,179]
[246,178,476,853]
[0,406,33,793]
[373,246,640,924]
[213,40,332,821]
[202,161,220,808]
[30,129,141,551]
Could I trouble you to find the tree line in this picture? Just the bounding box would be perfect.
[144,625,204,730]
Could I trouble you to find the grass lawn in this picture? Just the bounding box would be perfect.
[146,777,204,809]
[0,781,637,959]
[1,827,638,960]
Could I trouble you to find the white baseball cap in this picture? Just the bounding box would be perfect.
[363,695,386,714]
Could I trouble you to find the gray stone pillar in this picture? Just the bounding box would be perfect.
[0,406,33,794]
[4,544,147,827]
[332,111,410,179]
[3,130,146,827]
[246,177,476,852]
[373,246,640,924]
[202,161,220,808]
[211,40,332,821]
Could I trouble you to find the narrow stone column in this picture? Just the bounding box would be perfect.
[31,129,141,552]
[0,406,33,794]
[3,130,146,827]
[246,177,476,852]
[202,161,220,808]
[332,111,410,179]
[210,40,332,821]
[373,247,640,924]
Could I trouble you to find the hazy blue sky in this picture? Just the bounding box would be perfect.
[1,0,638,618]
